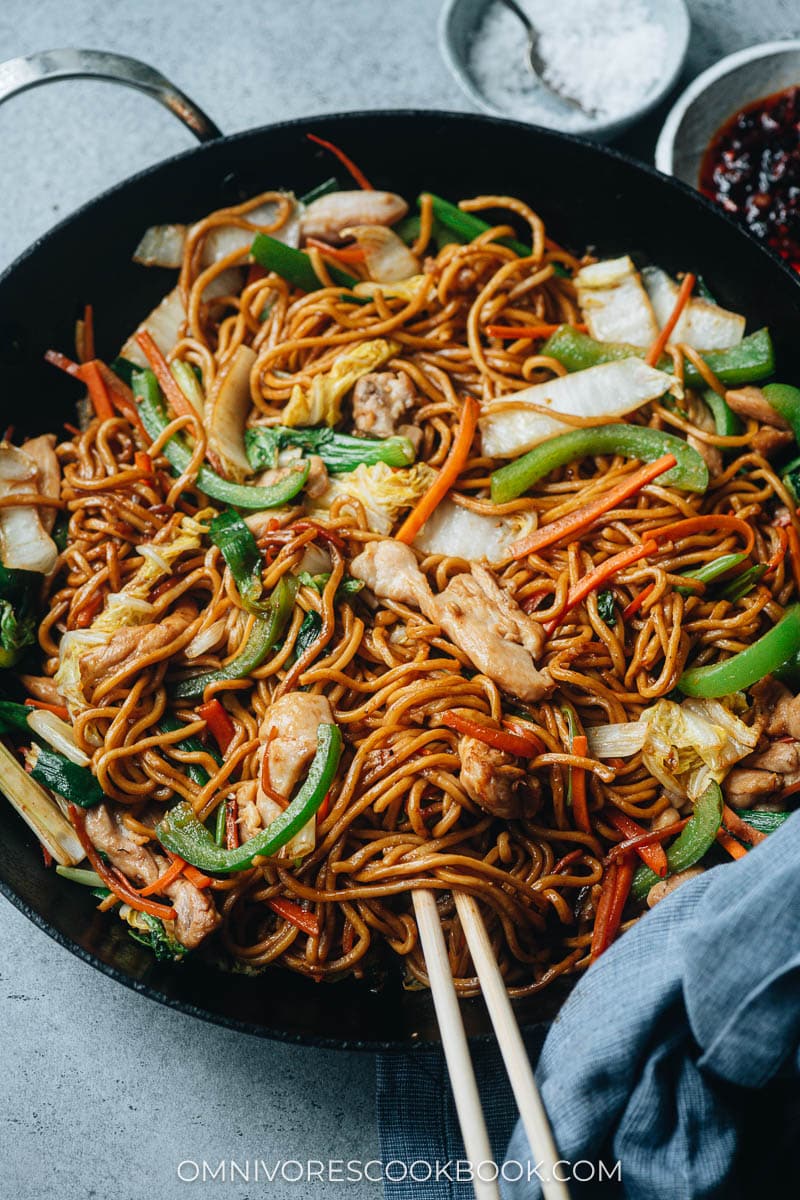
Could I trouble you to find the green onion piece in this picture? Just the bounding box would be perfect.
[29,745,105,808]
[490,423,708,503]
[679,604,800,698]
[676,552,748,595]
[423,194,530,257]
[733,809,791,835]
[209,509,266,613]
[716,564,767,602]
[133,370,309,510]
[55,865,104,887]
[172,574,298,700]
[596,590,616,626]
[244,425,416,475]
[541,326,775,390]
[157,722,342,873]
[299,177,339,205]
[631,781,723,900]
[251,233,357,291]
[170,359,205,413]
[294,610,322,661]
[762,383,800,444]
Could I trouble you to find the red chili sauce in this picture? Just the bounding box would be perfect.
[699,85,800,268]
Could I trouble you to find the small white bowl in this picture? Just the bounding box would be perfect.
[656,40,800,186]
[439,0,690,142]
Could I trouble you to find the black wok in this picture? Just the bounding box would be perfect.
[0,50,798,1050]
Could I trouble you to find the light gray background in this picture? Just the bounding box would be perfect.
[0,1,794,1197]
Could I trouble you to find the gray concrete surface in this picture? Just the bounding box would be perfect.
[0,1,795,1197]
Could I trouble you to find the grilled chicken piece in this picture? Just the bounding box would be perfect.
[647,866,705,908]
[725,386,789,428]
[685,392,722,477]
[305,455,330,499]
[79,605,195,694]
[722,767,782,808]
[351,371,417,438]
[258,691,334,800]
[751,427,794,457]
[300,190,408,244]
[85,804,220,948]
[350,540,552,701]
[20,674,65,705]
[457,735,526,819]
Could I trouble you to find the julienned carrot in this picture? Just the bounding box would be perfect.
[785,524,800,595]
[395,396,479,544]
[305,236,366,264]
[69,804,177,921]
[306,133,372,190]
[440,709,544,757]
[570,734,592,834]
[45,348,82,377]
[765,526,789,577]
[24,699,69,720]
[716,829,748,860]
[645,272,696,366]
[74,592,103,629]
[80,360,114,421]
[509,454,677,560]
[197,698,235,755]
[135,330,198,422]
[139,854,187,896]
[182,864,213,889]
[552,848,583,874]
[544,539,657,636]
[591,850,635,959]
[606,809,668,875]
[78,303,95,364]
[622,582,655,620]
[486,322,588,340]
[45,348,146,434]
[722,802,767,847]
[651,513,755,557]
[268,896,320,937]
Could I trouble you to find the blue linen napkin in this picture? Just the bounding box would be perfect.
[376,813,800,1199]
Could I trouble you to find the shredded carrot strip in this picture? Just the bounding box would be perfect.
[765,526,789,577]
[716,829,748,860]
[197,698,235,755]
[79,360,114,421]
[509,454,676,560]
[552,848,583,874]
[305,236,366,264]
[591,851,635,959]
[722,803,767,847]
[135,331,198,421]
[486,322,587,339]
[135,451,153,479]
[606,808,669,876]
[139,854,187,896]
[545,539,656,636]
[440,709,543,756]
[69,804,177,920]
[606,815,690,870]
[622,582,655,620]
[316,790,331,826]
[182,864,213,889]
[82,303,95,363]
[268,897,320,937]
[652,513,756,557]
[45,348,82,378]
[395,396,479,544]
[306,133,372,190]
[74,592,103,629]
[786,524,800,594]
[645,272,696,366]
[570,734,592,834]
[24,699,69,720]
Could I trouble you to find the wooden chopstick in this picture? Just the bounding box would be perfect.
[454,891,571,1200]
[413,890,501,1200]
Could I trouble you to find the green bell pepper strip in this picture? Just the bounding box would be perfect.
[679,604,800,698]
[209,509,266,613]
[716,563,766,602]
[703,389,743,438]
[250,233,357,291]
[540,325,775,390]
[156,722,342,873]
[631,781,723,901]
[244,424,416,474]
[490,424,709,503]
[133,369,310,510]
[422,194,531,258]
[299,176,339,205]
[676,552,748,596]
[762,382,800,443]
[733,809,791,835]
[172,574,298,701]
[29,745,105,808]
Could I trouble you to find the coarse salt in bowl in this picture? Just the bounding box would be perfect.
[439,0,690,142]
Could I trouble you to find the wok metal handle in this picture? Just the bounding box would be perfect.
[0,48,222,142]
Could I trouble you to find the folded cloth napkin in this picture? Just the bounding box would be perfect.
[377,812,800,1200]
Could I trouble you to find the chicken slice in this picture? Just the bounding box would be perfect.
[258,691,334,800]
[722,767,781,808]
[300,190,408,244]
[80,604,195,694]
[350,541,552,701]
[458,735,526,819]
[725,386,789,428]
[21,434,61,533]
[751,678,800,741]
[85,803,220,949]
[351,371,417,438]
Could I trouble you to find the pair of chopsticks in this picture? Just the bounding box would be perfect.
[413,889,570,1200]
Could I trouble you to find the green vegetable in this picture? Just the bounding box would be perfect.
[244,425,416,475]
[297,571,364,600]
[127,911,187,962]
[294,609,322,660]
[490,423,708,503]
[159,713,222,788]
[631,781,723,900]
[0,565,38,669]
[29,744,105,808]
[762,383,800,443]
[423,194,530,257]
[716,564,766,602]
[299,177,339,205]
[157,722,342,873]
[251,233,357,291]
[133,369,310,510]
[596,590,616,626]
[784,457,800,505]
[209,509,265,613]
[109,356,139,387]
[170,359,205,413]
[733,809,791,835]
[703,390,743,438]
[676,553,748,596]
[172,574,298,700]
[541,325,775,390]
[679,604,800,698]
[214,796,227,846]
[0,698,38,734]
[55,865,104,887]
